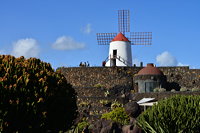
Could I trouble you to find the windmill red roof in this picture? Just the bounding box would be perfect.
[112,32,130,42]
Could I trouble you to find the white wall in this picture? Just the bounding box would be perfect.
[106,41,132,66]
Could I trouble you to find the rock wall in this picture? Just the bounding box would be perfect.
[159,67,200,89]
[58,66,200,117]
[59,66,200,89]
[59,67,141,89]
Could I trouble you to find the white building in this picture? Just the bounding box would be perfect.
[106,33,132,67]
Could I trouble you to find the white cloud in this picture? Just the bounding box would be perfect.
[177,62,189,66]
[12,38,40,58]
[0,50,6,54]
[52,36,85,50]
[81,23,92,34]
[156,51,178,66]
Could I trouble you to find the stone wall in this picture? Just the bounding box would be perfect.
[59,66,200,90]
[59,67,141,89]
[159,67,200,89]
[59,66,200,117]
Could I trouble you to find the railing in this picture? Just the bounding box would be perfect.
[104,54,132,66]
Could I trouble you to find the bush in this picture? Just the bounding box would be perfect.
[137,95,200,133]
[67,117,90,133]
[171,89,176,92]
[192,87,200,92]
[111,100,122,110]
[153,88,159,92]
[158,88,166,92]
[0,55,77,132]
[180,87,188,92]
[153,88,166,92]
[101,107,129,125]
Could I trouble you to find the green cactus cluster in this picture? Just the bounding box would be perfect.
[0,55,77,132]
[101,107,129,125]
[137,95,200,133]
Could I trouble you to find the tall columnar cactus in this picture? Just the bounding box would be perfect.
[137,95,200,133]
[0,55,77,132]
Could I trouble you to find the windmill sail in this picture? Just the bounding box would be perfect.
[129,32,152,45]
[96,33,117,45]
[118,10,130,34]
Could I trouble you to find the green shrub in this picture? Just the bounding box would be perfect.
[171,89,176,92]
[77,121,89,132]
[94,83,103,88]
[192,87,200,92]
[180,87,188,92]
[0,55,77,132]
[153,88,166,92]
[111,100,122,110]
[100,100,109,105]
[67,118,89,133]
[153,88,159,92]
[137,95,200,133]
[101,107,129,125]
[158,88,166,92]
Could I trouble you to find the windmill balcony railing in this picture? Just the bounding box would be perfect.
[106,54,132,66]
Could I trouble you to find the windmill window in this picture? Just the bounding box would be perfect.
[113,50,117,58]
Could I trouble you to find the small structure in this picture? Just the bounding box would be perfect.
[137,98,157,110]
[134,63,166,93]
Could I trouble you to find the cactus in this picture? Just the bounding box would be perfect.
[101,107,129,125]
[158,88,166,92]
[153,87,159,92]
[0,55,77,132]
[137,95,200,133]
[180,87,188,92]
[171,89,176,92]
[191,87,200,92]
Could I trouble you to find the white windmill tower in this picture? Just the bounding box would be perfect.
[97,10,152,67]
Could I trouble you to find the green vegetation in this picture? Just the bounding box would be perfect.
[94,83,104,88]
[153,87,166,92]
[100,100,109,105]
[180,87,188,92]
[0,55,77,132]
[170,89,176,92]
[158,88,166,92]
[192,87,200,92]
[137,95,200,133]
[101,107,129,125]
[67,117,90,133]
[111,100,122,110]
[153,87,159,92]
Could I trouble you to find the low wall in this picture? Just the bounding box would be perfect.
[58,66,200,117]
[59,66,200,89]
[59,67,141,89]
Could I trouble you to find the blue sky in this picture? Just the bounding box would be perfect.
[0,0,200,69]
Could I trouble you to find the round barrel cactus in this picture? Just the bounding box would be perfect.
[0,55,77,132]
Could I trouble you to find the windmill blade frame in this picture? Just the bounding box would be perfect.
[96,33,117,45]
[129,32,152,45]
[118,10,130,34]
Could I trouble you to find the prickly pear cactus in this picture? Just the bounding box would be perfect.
[0,55,77,132]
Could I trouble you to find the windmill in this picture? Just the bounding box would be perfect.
[97,10,152,67]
